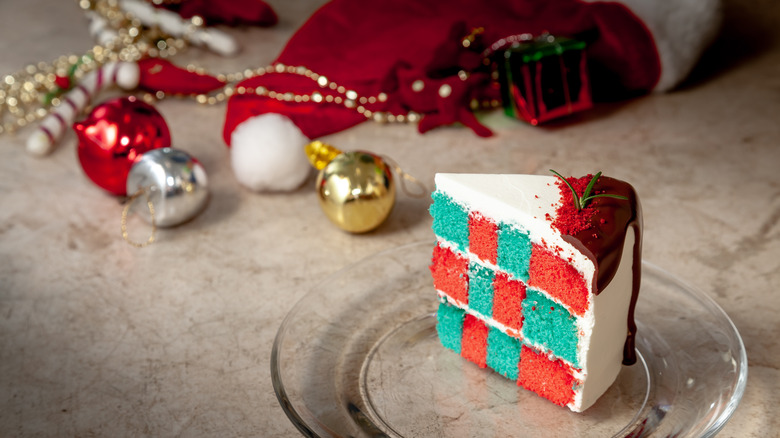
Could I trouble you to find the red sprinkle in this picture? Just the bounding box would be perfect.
[551,174,597,235]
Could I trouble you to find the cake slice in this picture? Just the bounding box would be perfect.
[429,172,642,412]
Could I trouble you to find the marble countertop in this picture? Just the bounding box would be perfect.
[1,1,778,436]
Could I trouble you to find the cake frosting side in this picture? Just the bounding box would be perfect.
[430,172,642,412]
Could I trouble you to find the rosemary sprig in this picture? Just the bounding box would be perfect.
[550,169,628,211]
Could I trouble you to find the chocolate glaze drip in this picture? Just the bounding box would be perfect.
[561,177,642,365]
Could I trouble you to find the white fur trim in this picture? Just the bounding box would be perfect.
[230,113,311,192]
[596,0,722,91]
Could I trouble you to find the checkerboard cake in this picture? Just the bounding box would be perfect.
[429,173,642,412]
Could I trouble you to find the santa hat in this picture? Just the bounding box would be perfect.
[221,0,721,191]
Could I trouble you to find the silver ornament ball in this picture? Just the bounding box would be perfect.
[126,148,209,227]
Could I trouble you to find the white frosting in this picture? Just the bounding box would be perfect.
[575,231,636,411]
[434,173,637,412]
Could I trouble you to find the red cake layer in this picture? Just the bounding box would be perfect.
[528,244,589,316]
[552,174,596,236]
[461,313,488,368]
[468,212,498,264]
[518,345,576,407]
[430,244,469,305]
[492,272,526,334]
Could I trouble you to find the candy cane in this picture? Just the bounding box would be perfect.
[26,61,140,156]
[118,0,239,56]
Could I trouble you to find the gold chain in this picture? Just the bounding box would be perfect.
[381,154,428,198]
[121,188,157,247]
[143,62,425,124]
[0,0,190,136]
[144,61,501,123]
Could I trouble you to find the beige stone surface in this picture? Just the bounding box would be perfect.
[0,0,778,436]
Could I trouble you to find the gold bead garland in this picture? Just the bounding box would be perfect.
[148,62,500,123]
[143,62,424,125]
[0,55,98,135]
[0,0,191,136]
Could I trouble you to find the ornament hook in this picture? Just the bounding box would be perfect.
[381,155,427,198]
[120,188,157,248]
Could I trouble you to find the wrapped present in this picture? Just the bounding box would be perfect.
[496,34,592,125]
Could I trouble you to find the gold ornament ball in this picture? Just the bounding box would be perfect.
[316,151,395,233]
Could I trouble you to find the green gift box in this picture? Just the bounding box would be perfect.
[497,35,592,125]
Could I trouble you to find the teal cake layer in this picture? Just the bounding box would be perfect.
[497,225,532,282]
[430,192,469,252]
[487,326,522,380]
[521,288,579,367]
[436,301,464,354]
[468,262,494,317]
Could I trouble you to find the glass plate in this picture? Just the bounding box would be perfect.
[272,241,747,437]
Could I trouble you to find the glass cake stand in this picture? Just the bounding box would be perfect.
[271,241,747,437]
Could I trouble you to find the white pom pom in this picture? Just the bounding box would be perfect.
[230,113,312,192]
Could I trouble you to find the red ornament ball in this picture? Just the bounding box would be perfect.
[73,96,171,195]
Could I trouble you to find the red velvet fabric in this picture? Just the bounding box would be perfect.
[155,0,278,27]
[223,0,660,145]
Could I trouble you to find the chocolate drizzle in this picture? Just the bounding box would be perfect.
[560,176,642,365]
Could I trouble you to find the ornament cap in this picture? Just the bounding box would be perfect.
[305,140,343,170]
